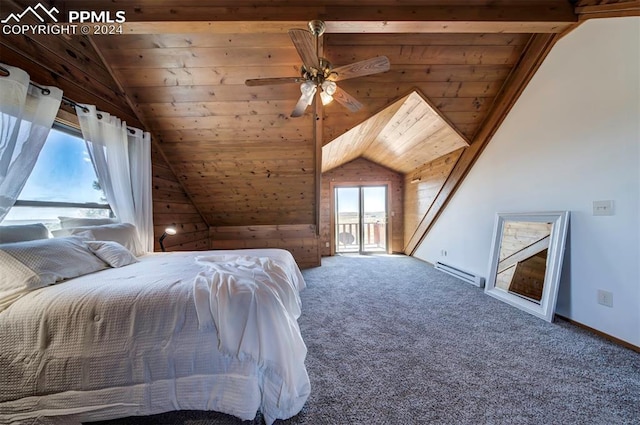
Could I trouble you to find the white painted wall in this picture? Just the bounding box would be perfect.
[414,17,640,346]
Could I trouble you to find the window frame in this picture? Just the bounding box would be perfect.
[14,120,113,215]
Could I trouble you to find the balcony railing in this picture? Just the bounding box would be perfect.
[336,222,386,252]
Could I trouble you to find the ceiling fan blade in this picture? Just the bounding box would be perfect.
[245,77,304,87]
[330,56,391,82]
[291,94,311,117]
[289,28,320,70]
[332,85,363,113]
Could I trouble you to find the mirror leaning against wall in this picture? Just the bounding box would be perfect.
[485,211,570,322]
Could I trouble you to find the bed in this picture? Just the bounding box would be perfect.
[0,226,310,425]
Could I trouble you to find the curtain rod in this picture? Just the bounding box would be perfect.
[0,64,137,134]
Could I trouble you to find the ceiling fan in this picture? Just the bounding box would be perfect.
[245,20,390,117]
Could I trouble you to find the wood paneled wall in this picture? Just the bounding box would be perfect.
[403,149,463,251]
[321,158,404,256]
[210,225,320,269]
[152,145,209,252]
[0,9,209,252]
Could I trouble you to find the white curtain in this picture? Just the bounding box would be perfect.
[128,127,153,253]
[77,105,153,253]
[0,64,62,222]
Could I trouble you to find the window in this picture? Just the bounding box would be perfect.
[3,122,112,229]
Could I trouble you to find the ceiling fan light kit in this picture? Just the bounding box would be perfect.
[300,81,317,106]
[244,20,391,117]
[320,81,337,105]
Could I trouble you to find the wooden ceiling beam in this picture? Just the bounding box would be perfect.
[575,1,640,21]
[123,21,573,35]
[118,5,576,34]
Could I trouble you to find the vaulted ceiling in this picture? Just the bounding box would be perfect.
[322,91,470,174]
[2,0,637,254]
[85,0,580,230]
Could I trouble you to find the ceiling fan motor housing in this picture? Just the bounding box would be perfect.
[301,58,334,83]
[245,19,389,117]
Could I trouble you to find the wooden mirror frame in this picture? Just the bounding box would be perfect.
[485,211,570,322]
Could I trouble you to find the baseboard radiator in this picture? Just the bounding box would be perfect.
[435,261,485,288]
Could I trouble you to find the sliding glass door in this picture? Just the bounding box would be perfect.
[334,185,387,254]
[362,186,387,253]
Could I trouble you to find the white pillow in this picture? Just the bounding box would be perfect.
[69,223,144,257]
[86,241,138,268]
[58,216,116,228]
[0,236,108,311]
[51,228,100,238]
[0,223,50,244]
[0,250,38,311]
[51,228,73,237]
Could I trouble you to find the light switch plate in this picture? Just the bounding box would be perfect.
[593,200,614,216]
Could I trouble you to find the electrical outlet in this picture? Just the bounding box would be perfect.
[440,249,447,256]
[597,290,613,307]
[325,242,330,248]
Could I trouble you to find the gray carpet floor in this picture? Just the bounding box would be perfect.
[92,254,640,425]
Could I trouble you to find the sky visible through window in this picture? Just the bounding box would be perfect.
[3,127,108,225]
[336,186,386,214]
[20,128,103,203]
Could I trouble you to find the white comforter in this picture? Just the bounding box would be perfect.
[0,249,309,425]
[193,254,309,424]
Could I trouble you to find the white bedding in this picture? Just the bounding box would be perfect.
[0,249,309,425]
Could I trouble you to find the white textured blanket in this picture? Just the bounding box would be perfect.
[193,255,310,425]
[0,249,308,425]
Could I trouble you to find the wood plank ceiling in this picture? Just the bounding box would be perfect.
[322,91,470,174]
[95,30,315,227]
[7,0,636,257]
[81,0,578,230]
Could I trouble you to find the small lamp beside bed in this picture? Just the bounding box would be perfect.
[159,227,176,252]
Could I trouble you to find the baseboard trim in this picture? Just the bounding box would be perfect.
[412,256,638,352]
[556,315,640,353]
